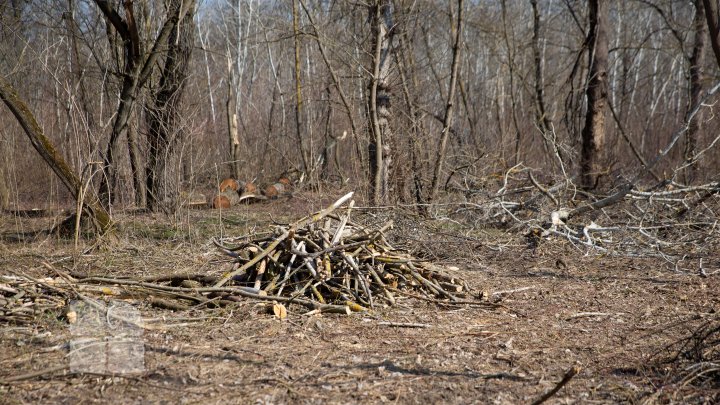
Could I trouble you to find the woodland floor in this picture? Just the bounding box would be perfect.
[0,191,718,404]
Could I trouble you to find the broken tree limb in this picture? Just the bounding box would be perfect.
[530,365,580,405]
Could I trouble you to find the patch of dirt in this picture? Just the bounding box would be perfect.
[1,193,719,404]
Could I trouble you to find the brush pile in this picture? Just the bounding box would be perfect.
[0,193,475,324]
[0,275,66,325]
[213,192,470,311]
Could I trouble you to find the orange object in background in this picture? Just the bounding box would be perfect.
[242,181,258,195]
[263,183,284,199]
[211,194,231,209]
[219,178,240,192]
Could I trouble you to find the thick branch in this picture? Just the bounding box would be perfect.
[0,75,112,233]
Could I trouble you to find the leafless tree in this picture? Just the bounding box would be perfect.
[368,0,394,205]
[429,0,464,204]
[684,0,707,181]
[144,0,197,213]
[580,0,609,190]
[94,0,195,208]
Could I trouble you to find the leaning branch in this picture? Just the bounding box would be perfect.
[0,75,112,233]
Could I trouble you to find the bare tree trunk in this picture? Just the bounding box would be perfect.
[226,52,241,179]
[126,123,145,207]
[95,0,142,207]
[368,0,394,205]
[94,0,194,208]
[529,0,554,157]
[227,88,241,179]
[292,0,310,175]
[685,0,707,182]
[64,0,95,135]
[429,0,464,203]
[145,0,196,213]
[0,75,111,233]
[299,0,358,146]
[580,0,609,190]
[397,24,427,206]
[0,148,8,210]
[500,0,523,166]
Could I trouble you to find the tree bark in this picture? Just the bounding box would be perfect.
[368,0,394,205]
[396,24,426,206]
[0,75,112,234]
[292,0,310,175]
[530,0,559,170]
[94,0,141,206]
[685,0,707,182]
[580,0,609,190]
[702,0,720,68]
[226,70,241,179]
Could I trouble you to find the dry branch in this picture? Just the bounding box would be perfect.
[530,365,580,405]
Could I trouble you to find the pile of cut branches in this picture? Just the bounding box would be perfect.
[213,192,471,311]
[0,193,480,323]
[0,274,66,325]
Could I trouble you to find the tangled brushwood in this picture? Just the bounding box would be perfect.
[0,275,67,325]
[213,192,471,311]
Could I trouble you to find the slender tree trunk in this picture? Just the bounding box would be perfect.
[368,0,394,205]
[429,0,464,203]
[500,0,523,166]
[299,0,358,145]
[292,0,310,175]
[580,0,609,190]
[685,0,707,182]
[0,146,8,210]
[530,1,553,144]
[226,53,241,179]
[227,86,241,179]
[397,24,426,206]
[126,123,145,207]
[64,0,95,134]
[95,0,141,207]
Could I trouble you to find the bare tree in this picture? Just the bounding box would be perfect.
[429,0,464,204]
[368,0,395,205]
[145,0,197,212]
[529,0,558,170]
[94,0,195,207]
[580,0,610,190]
[685,0,707,181]
[292,0,310,175]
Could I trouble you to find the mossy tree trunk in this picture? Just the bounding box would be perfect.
[0,74,112,234]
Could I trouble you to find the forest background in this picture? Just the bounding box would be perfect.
[1,0,719,219]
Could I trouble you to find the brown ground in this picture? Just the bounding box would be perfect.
[1,192,718,404]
